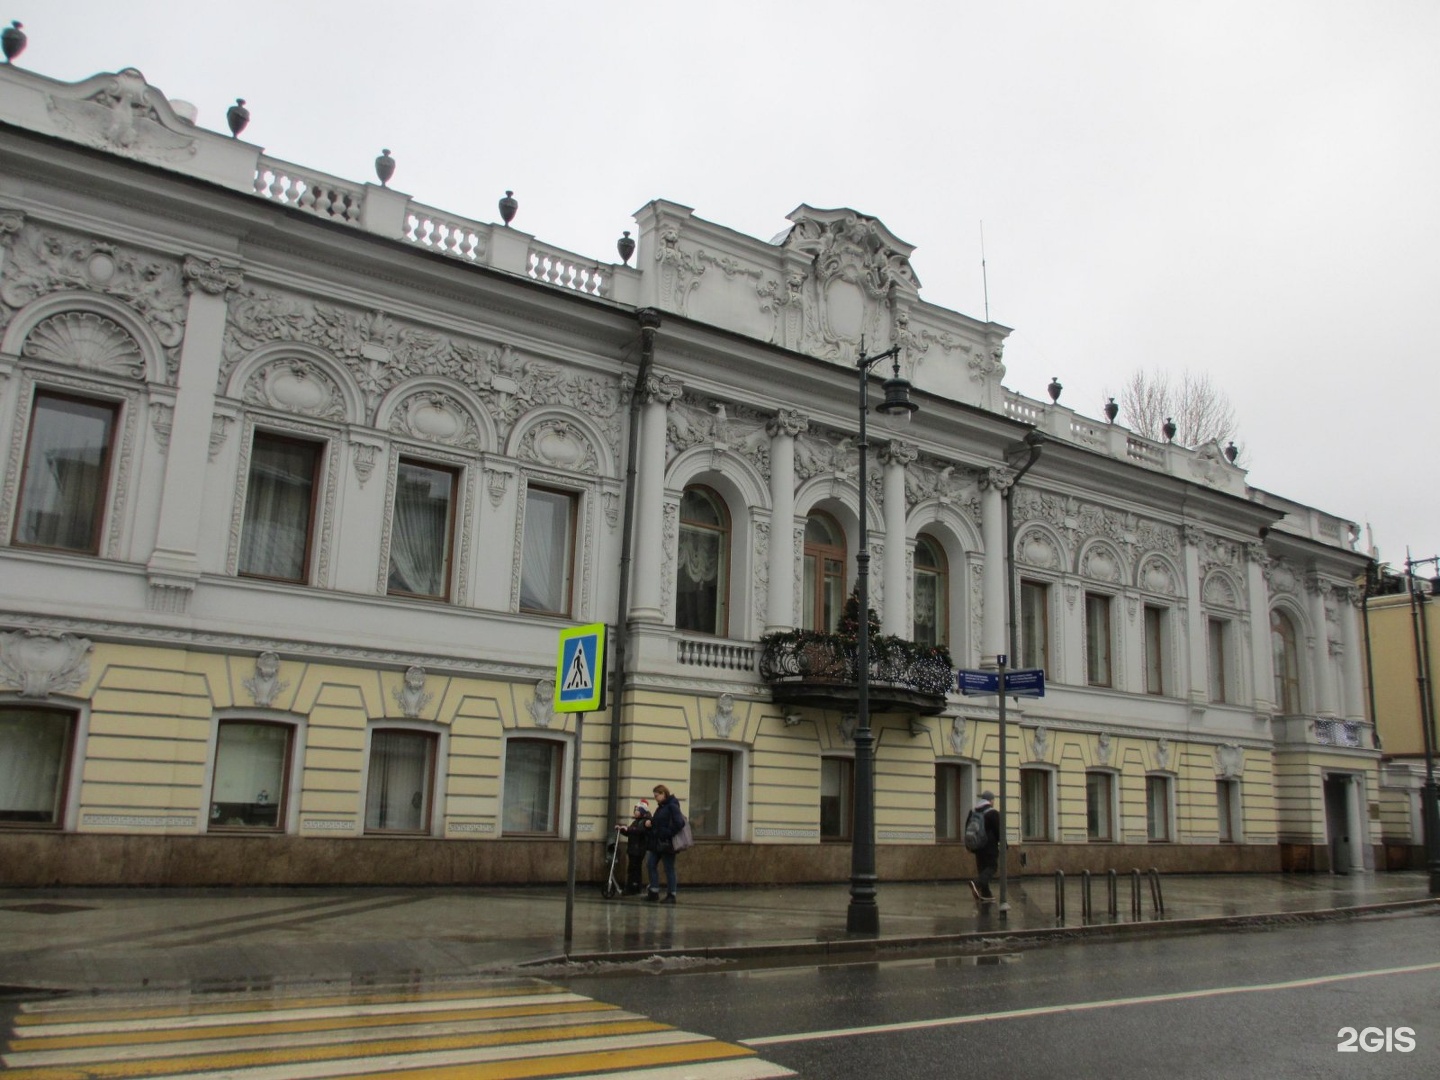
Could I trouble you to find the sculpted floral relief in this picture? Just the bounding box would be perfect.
[666,396,770,478]
[244,359,347,420]
[45,69,198,162]
[221,287,622,454]
[22,311,145,380]
[1,224,185,379]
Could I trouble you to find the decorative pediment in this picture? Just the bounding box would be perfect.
[244,358,347,420]
[388,390,483,450]
[22,311,144,379]
[45,69,198,163]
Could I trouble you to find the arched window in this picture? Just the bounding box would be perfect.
[803,512,846,632]
[1271,609,1302,714]
[676,486,730,635]
[913,535,948,648]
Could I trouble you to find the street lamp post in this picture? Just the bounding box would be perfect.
[999,430,1043,912]
[848,342,917,935]
[1404,553,1440,895]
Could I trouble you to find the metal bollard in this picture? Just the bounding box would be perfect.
[1107,868,1118,917]
[1080,868,1092,921]
[1054,869,1065,923]
[1148,867,1164,915]
[1130,868,1142,919]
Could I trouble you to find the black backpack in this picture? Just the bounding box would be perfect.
[963,808,987,851]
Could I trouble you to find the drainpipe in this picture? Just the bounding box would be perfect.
[606,308,662,829]
[1361,559,1381,751]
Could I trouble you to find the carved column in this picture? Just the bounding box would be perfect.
[879,440,917,637]
[1306,574,1338,716]
[1246,542,1275,716]
[1183,525,1208,707]
[979,468,1010,661]
[765,408,807,633]
[629,372,683,623]
[1338,587,1367,721]
[0,209,22,288]
[145,257,243,610]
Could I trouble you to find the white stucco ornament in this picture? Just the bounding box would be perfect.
[0,630,92,698]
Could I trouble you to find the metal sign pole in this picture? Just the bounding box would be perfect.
[563,709,585,953]
[997,653,1009,914]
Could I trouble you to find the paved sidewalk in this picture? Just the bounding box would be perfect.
[1,872,1435,995]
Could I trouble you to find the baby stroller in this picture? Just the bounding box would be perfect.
[601,828,623,899]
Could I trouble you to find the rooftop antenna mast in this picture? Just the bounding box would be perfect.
[980,221,990,323]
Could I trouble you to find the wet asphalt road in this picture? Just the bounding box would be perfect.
[562,910,1440,1079]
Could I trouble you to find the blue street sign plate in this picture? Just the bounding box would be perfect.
[957,669,999,696]
[957,667,1046,698]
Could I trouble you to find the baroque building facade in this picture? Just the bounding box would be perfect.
[0,63,1376,886]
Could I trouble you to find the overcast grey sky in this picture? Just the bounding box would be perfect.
[22,1,1440,567]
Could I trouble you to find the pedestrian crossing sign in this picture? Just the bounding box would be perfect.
[554,623,606,712]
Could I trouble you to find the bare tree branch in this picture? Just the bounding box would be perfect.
[1116,368,1240,456]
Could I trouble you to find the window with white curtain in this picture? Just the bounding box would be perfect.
[935,762,973,841]
[239,433,321,583]
[1020,580,1049,672]
[1146,774,1173,841]
[387,460,457,600]
[209,721,292,830]
[1086,771,1114,841]
[1021,767,1052,841]
[1208,617,1231,703]
[502,738,562,835]
[365,729,437,833]
[689,749,733,839]
[14,391,118,554]
[1217,779,1242,842]
[1144,604,1168,695]
[820,757,853,840]
[913,535,948,648]
[1271,609,1301,714]
[676,486,730,635]
[0,708,74,827]
[519,486,575,616]
[1085,593,1113,686]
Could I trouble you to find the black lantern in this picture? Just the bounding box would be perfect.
[1104,397,1119,423]
[617,230,636,265]
[2,21,25,63]
[1162,417,1176,442]
[499,190,518,226]
[374,149,395,186]
[1047,377,1062,403]
[226,99,250,138]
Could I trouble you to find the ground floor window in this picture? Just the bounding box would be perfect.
[1020,767,1052,841]
[820,757,853,841]
[1146,775,1173,841]
[210,720,292,830]
[503,738,562,835]
[1217,778,1242,842]
[365,729,437,833]
[0,708,74,827]
[689,749,734,840]
[935,762,974,841]
[1086,771,1115,841]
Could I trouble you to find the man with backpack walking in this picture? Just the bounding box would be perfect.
[964,790,1002,904]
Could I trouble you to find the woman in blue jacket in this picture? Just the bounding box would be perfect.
[644,783,684,903]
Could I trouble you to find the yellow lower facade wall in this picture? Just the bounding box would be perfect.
[0,645,1375,885]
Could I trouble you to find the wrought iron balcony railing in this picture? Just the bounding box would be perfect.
[758,631,954,715]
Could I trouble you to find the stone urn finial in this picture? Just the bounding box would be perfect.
[2,21,25,63]
[499,190,518,226]
[226,98,250,137]
[617,229,635,265]
[375,149,396,186]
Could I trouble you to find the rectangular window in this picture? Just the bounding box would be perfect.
[935,763,973,841]
[502,738,561,835]
[1085,593,1113,687]
[0,708,74,827]
[520,486,576,615]
[689,749,733,840]
[239,433,321,583]
[1144,605,1167,695]
[1208,617,1230,703]
[14,391,118,554]
[820,757,853,841]
[388,460,457,600]
[209,721,292,831]
[365,729,437,833]
[1020,767,1052,841]
[1146,775,1172,841]
[1217,779,1241,842]
[1020,581,1049,672]
[1086,772,1114,841]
